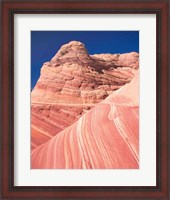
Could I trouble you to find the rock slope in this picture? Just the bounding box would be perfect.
[31,72,139,169]
[31,41,139,150]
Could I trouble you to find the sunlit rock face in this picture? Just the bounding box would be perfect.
[31,41,139,150]
[31,72,139,169]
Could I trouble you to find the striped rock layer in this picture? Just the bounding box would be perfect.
[31,41,139,150]
[32,72,139,169]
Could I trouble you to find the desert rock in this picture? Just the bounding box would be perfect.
[31,41,139,150]
[31,72,139,169]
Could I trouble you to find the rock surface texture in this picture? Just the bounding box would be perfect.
[31,41,139,157]
[32,71,139,169]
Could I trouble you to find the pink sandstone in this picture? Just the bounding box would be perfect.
[31,41,139,150]
[31,71,139,169]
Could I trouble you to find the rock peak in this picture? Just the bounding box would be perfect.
[67,40,84,46]
[59,41,85,50]
[51,41,90,61]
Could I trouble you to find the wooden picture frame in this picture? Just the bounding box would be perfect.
[1,0,169,199]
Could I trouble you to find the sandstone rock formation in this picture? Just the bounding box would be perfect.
[31,41,139,150]
[31,71,139,169]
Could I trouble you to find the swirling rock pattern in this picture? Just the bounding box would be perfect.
[31,41,139,150]
[31,72,139,169]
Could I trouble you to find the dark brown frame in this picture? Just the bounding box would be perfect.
[1,0,169,199]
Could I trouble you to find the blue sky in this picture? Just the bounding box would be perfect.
[31,31,139,89]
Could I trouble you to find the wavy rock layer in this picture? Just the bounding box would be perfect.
[32,72,139,169]
[31,41,139,150]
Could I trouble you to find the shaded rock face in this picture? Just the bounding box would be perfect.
[31,41,139,150]
[32,72,139,169]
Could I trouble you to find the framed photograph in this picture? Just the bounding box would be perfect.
[1,0,169,199]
